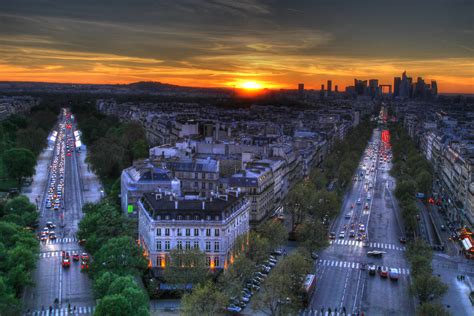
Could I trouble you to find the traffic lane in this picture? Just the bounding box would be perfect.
[311,265,349,311]
[25,255,60,311]
[362,271,412,315]
[62,253,94,307]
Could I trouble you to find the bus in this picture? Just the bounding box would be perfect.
[302,274,317,307]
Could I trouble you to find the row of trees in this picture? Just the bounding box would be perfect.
[284,119,375,253]
[389,122,433,235]
[0,104,59,189]
[179,220,293,314]
[71,102,148,188]
[388,122,449,315]
[406,240,449,315]
[0,196,40,314]
[77,201,149,316]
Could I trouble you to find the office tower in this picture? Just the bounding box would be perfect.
[354,79,367,95]
[394,77,401,97]
[415,77,426,98]
[335,85,338,93]
[327,80,332,95]
[431,80,438,96]
[298,83,304,92]
[321,84,325,91]
[399,71,409,99]
[369,79,379,97]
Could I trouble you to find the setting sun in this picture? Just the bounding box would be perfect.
[240,81,263,90]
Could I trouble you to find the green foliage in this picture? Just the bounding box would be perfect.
[296,220,328,252]
[181,281,228,316]
[416,302,450,316]
[2,148,36,188]
[90,236,148,278]
[256,220,288,251]
[0,220,39,310]
[411,273,448,303]
[95,293,148,316]
[218,255,256,298]
[78,201,133,254]
[255,251,312,315]
[163,248,208,286]
[2,195,38,227]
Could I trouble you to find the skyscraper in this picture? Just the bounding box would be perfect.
[298,83,304,92]
[399,71,409,99]
[369,79,379,97]
[394,77,401,97]
[327,80,332,95]
[354,79,367,95]
[335,85,338,93]
[431,80,438,96]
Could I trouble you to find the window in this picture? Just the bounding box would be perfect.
[185,241,191,249]
[194,228,199,236]
[206,256,211,266]
[194,241,200,249]
[177,240,182,250]
[156,241,162,251]
[202,182,206,189]
[206,241,211,251]
[194,181,198,188]
[165,228,170,236]
[214,257,220,268]
[177,229,182,236]
[165,240,170,251]
[194,215,200,220]
[156,228,161,236]
[215,229,220,237]
[209,183,213,190]
[214,241,219,252]
[206,228,211,237]
[186,228,191,236]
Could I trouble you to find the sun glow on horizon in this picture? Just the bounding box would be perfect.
[239,81,263,90]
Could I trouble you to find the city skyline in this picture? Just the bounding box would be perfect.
[0,0,473,93]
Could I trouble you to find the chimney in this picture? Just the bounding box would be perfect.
[175,201,178,209]
[202,201,205,210]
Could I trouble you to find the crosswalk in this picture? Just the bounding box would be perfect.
[39,251,62,258]
[25,306,95,316]
[300,310,357,316]
[41,237,77,245]
[317,259,410,275]
[330,239,406,251]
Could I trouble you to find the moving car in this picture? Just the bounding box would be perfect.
[368,264,377,275]
[399,236,407,244]
[80,260,89,271]
[72,253,80,262]
[356,198,362,205]
[367,250,385,257]
[339,231,345,239]
[378,266,388,278]
[349,230,356,238]
[359,224,366,232]
[62,256,71,268]
[329,232,336,239]
[46,221,56,229]
[389,268,399,280]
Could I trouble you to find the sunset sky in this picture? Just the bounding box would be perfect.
[0,0,473,93]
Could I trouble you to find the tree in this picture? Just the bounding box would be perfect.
[415,170,432,195]
[244,231,271,264]
[163,248,208,286]
[95,294,138,316]
[218,256,256,297]
[181,281,228,316]
[255,251,311,315]
[409,255,433,276]
[0,276,20,315]
[90,236,148,277]
[395,180,417,200]
[256,220,288,251]
[417,302,450,316]
[132,140,148,161]
[285,182,317,228]
[313,190,339,219]
[296,220,328,252]
[2,148,36,188]
[16,127,47,156]
[411,274,448,303]
[88,138,125,179]
[3,195,38,227]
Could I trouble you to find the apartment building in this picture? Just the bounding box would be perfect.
[138,192,250,270]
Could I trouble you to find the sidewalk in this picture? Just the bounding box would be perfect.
[23,142,54,209]
[76,145,102,204]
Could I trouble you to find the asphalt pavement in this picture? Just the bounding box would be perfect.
[22,110,97,316]
[308,128,415,315]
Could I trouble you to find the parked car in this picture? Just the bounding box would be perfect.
[378,266,388,278]
[368,264,377,275]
